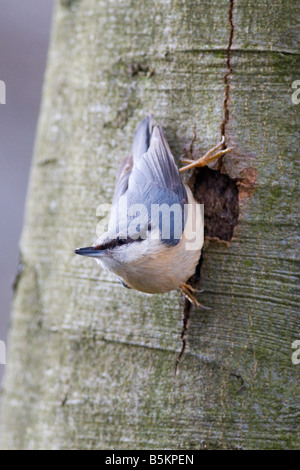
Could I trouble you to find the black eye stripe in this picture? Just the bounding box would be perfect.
[94,236,144,251]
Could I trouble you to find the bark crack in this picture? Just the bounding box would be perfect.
[175,256,203,375]
[174,298,191,375]
[220,0,235,145]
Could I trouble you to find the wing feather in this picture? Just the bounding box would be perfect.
[111,116,187,244]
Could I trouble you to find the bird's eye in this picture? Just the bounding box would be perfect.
[118,238,126,245]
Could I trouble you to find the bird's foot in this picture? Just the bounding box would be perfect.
[179,135,234,173]
[179,283,210,309]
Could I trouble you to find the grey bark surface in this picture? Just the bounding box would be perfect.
[1,0,299,449]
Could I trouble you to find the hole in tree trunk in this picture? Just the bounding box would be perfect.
[189,166,239,242]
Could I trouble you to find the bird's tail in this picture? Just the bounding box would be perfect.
[132,114,154,162]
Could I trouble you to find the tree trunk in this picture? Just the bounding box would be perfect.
[1,0,299,450]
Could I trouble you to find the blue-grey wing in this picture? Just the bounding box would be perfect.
[113,115,186,203]
[133,122,186,202]
[127,118,187,244]
[111,116,187,244]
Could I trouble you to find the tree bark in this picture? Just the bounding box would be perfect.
[1,0,299,450]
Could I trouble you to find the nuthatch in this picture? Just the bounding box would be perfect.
[75,116,232,306]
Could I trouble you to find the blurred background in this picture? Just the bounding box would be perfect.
[0,0,54,385]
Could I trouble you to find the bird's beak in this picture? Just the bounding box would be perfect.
[74,246,107,257]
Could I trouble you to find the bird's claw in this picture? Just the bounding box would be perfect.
[179,135,235,173]
[179,283,211,309]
